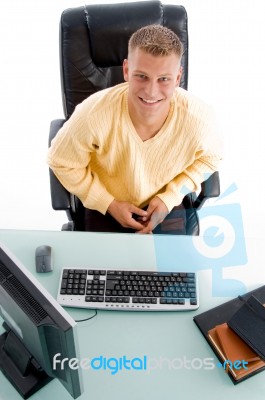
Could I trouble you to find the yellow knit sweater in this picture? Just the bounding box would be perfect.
[48,83,222,214]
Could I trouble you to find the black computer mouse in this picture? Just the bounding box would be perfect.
[35,245,53,273]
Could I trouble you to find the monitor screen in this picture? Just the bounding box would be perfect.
[0,242,83,399]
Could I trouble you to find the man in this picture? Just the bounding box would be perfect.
[48,25,222,234]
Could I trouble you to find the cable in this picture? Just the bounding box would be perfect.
[75,309,97,323]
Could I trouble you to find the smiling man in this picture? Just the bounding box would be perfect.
[48,25,222,234]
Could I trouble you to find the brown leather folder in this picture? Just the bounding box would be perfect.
[208,323,265,380]
[194,285,265,384]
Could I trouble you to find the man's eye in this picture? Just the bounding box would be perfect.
[135,74,147,80]
[159,77,169,82]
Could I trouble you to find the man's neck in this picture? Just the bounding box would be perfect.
[133,121,163,141]
[129,105,170,142]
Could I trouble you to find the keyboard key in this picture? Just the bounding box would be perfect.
[106,280,120,290]
[183,277,195,283]
[61,279,68,289]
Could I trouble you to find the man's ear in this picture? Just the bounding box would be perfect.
[123,59,129,81]
[175,66,183,87]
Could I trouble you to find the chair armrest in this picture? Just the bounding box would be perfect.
[48,119,71,211]
[49,118,66,145]
[193,171,220,210]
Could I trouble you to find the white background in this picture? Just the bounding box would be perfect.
[1,0,265,235]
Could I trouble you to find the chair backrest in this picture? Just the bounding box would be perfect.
[59,1,188,119]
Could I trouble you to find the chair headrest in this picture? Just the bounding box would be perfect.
[86,1,165,67]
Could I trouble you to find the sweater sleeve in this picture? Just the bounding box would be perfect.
[47,102,114,214]
[156,154,221,212]
[156,107,223,212]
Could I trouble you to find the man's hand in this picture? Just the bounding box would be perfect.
[137,197,169,234]
[107,199,148,230]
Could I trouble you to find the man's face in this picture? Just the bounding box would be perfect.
[123,47,182,122]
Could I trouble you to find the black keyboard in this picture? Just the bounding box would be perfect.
[57,269,199,311]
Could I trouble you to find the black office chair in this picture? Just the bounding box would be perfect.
[49,1,220,234]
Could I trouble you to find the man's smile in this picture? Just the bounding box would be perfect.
[139,97,163,104]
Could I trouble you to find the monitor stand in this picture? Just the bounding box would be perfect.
[0,325,53,399]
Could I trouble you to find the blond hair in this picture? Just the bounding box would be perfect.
[128,24,183,58]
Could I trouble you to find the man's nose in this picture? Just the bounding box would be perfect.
[144,80,159,98]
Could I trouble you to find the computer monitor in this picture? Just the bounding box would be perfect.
[0,242,83,399]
